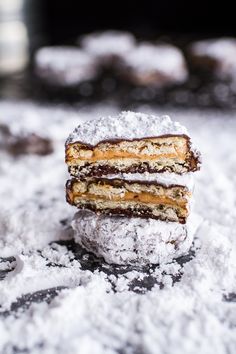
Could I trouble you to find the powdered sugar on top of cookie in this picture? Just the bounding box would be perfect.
[80,30,136,57]
[191,37,236,61]
[35,46,98,85]
[66,111,188,146]
[122,43,188,81]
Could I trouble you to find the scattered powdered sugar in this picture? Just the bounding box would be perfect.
[0,261,16,272]
[0,147,74,256]
[0,102,236,354]
[66,111,189,145]
[0,240,101,309]
[0,101,108,256]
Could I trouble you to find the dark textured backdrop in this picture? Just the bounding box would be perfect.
[40,0,236,44]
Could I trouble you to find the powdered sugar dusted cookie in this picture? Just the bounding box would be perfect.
[189,38,236,80]
[65,111,201,177]
[119,43,188,87]
[35,46,99,86]
[72,210,198,265]
[80,30,136,65]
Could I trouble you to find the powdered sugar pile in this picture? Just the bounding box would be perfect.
[0,101,236,354]
[67,111,188,145]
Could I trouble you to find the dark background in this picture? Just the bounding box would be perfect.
[39,0,236,45]
[2,0,236,108]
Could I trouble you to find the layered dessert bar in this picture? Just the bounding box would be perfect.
[66,173,193,223]
[66,112,200,177]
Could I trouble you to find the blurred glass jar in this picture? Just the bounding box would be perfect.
[0,0,29,75]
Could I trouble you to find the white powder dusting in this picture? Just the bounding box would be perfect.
[0,101,109,256]
[72,210,200,265]
[66,111,188,145]
[121,42,188,82]
[80,30,136,58]
[35,47,99,86]
[190,37,236,62]
[0,102,236,354]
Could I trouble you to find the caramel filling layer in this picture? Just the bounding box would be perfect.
[66,136,189,165]
[67,150,187,165]
[85,150,185,161]
[70,190,189,210]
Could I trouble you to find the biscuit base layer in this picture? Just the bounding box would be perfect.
[71,210,198,265]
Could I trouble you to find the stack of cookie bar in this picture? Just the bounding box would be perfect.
[65,112,201,264]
